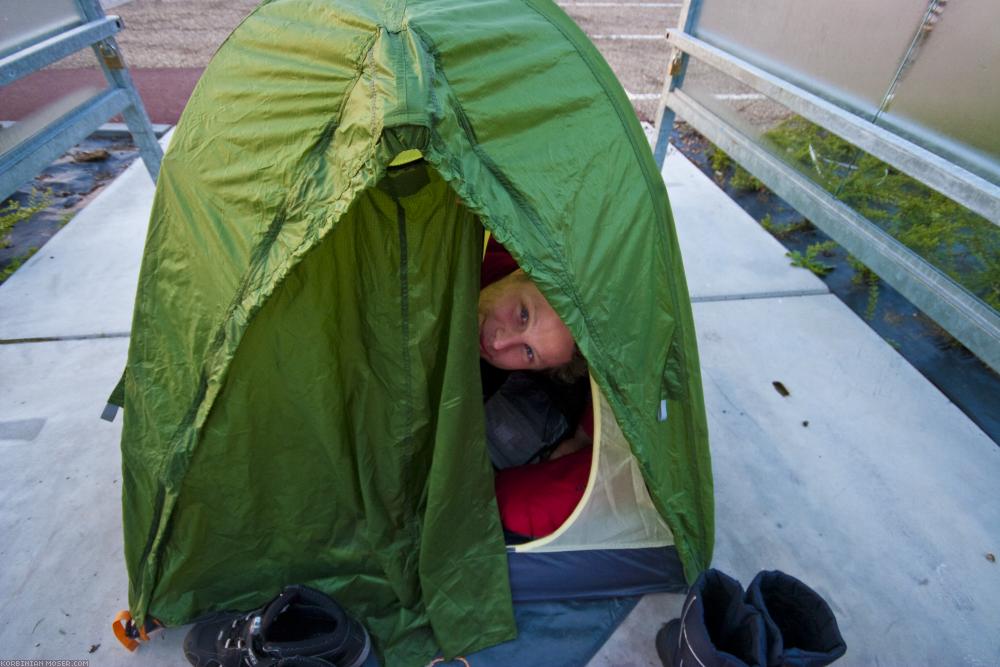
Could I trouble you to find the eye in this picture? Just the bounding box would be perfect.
[524,345,535,363]
[520,305,529,325]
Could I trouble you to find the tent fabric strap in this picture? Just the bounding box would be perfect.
[101,369,126,421]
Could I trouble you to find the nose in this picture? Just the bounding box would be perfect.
[492,328,519,351]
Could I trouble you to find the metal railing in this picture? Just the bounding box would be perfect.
[654,0,1000,373]
[0,0,162,203]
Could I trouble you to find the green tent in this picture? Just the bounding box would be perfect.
[118,0,713,663]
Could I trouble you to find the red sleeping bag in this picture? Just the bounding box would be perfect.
[494,446,592,538]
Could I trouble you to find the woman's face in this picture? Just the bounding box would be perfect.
[478,270,575,371]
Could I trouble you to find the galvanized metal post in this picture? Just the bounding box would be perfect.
[77,0,162,181]
[652,0,701,167]
[0,0,164,201]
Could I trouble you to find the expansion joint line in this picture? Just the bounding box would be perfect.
[0,332,130,345]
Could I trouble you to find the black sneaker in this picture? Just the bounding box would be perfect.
[183,585,371,667]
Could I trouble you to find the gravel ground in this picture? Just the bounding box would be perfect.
[54,0,260,69]
[47,0,685,122]
[46,0,789,126]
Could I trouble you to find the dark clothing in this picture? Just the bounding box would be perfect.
[482,363,591,469]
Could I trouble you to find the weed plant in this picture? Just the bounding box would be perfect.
[0,246,39,283]
[787,241,838,277]
[846,254,884,320]
[760,213,814,239]
[709,145,731,176]
[730,165,764,192]
[765,116,999,311]
[0,188,52,248]
[709,145,765,192]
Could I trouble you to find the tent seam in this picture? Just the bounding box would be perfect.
[148,27,380,488]
[515,0,695,412]
[407,23,636,435]
[136,34,388,618]
[515,0,711,578]
[395,199,416,467]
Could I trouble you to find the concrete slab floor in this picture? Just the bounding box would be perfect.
[661,144,828,302]
[595,294,999,666]
[0,337,188,664]
[699,294,1000,665]
[0,133,169,341]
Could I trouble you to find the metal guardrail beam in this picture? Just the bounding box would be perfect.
[0,0,162,202]
[662,31,1000,224]
[665,87,1000,372]
[92,40,162,181]
[0,88,131,199]
[0,16,121,86]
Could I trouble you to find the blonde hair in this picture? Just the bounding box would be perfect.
[548,346,588,384]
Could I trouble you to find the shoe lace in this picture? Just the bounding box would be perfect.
[222,611,265,663]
